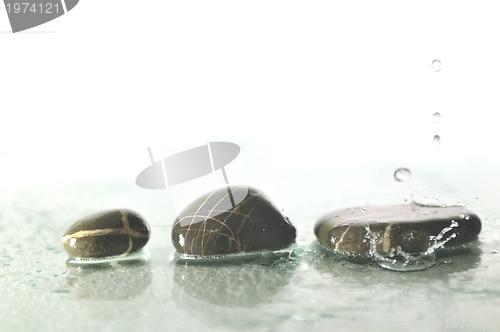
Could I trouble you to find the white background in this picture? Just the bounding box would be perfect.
[1,1,500,212]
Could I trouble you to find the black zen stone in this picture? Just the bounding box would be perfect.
[172,185,297,256]
[62,209,150,259]
[314,204,481,255]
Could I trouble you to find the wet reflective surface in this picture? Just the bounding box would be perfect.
[66,260,152,300]
[1,181,500,331]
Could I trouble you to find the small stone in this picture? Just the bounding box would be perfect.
[172,185,296,257]
[314,203,481,255]
[62,209,150,259]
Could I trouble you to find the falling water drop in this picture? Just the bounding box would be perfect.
[432,112,441,123]
[432,59,442,72]
[433,135,441,148]
[394,168,412,182]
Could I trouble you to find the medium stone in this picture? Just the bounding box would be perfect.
[314,203,481,255]
[172,185,296,257]
[62,209,150,259]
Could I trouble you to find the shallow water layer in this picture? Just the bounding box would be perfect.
[1,182,500,332]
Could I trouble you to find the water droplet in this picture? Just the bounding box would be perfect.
[432,59,442,72]
[432,112,441,123]
[432,135,441,148]
[492,250,498,255]
[412,195,446,207]
[361,208,367,213]
[394,168,412,182]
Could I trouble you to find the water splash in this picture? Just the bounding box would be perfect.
[428,220,459,249]
[365,220,459,272]
[394,167,412,182]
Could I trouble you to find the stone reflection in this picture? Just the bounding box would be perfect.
[313,240,482,276]
[309,243,483,327]
[171,259,298,330]
[313,240,483,302]
[66,259,152,301]
[173,260,296,307]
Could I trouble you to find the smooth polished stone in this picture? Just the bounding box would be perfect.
[172,185,296,257]
[62,209,150,259]
[314,203,482,255]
